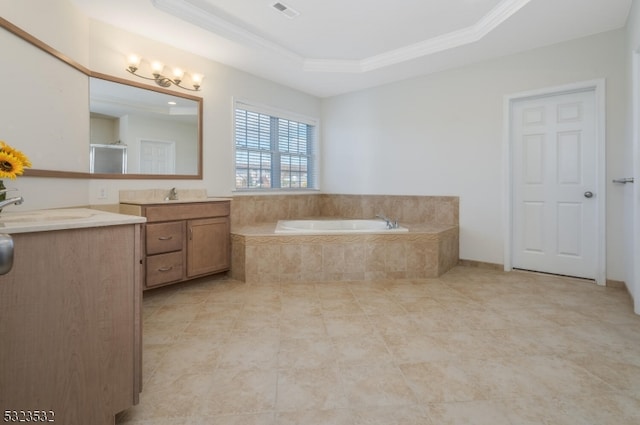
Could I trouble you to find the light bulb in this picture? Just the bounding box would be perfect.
[151,61,164,74]
[173,68,184,80]
[192,73,203,84]
[127,54,141,67]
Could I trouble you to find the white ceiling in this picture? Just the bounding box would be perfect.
[70,0,632,97]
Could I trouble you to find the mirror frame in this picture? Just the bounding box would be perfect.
[0,16,203,180]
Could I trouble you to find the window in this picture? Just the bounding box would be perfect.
[234,102,317,190]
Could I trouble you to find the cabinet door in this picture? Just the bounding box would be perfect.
[187,217,230,277]
[0,226,140,424]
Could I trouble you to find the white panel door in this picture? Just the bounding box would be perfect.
[140,140,176,174]
[512,89,597,279]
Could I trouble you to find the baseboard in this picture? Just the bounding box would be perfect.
[605,279,625,289]
[457,259,503,271]
[458,260,627,290]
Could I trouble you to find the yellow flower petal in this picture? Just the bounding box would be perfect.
[0,152,24,179]
[0,143,31,168]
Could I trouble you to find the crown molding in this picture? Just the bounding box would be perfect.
[153,0,531,74]
[151,0,304,63]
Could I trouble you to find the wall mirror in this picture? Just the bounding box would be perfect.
[0,17,203,180]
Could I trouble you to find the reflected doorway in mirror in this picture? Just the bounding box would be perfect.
[140,140,176,174]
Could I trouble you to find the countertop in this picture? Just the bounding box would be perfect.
[0,208,146,234]
[119,197,231,206]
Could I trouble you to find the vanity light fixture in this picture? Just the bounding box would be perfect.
[126,54,203,91]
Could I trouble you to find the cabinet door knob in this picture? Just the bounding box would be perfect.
[158,266,173,272]
[158,236,173,241]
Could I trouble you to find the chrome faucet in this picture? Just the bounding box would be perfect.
[376,213,399,229]
[0,189,24,209]
[165,187,178,201]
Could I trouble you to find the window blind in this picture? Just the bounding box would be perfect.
[234,104,317,190]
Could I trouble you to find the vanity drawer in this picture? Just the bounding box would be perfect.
[143,202,230,222]
[146,251,184,287]
[146,222,184,255]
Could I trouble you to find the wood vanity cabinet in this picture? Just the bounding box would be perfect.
[136,201,231,289]
[0,223,143,425]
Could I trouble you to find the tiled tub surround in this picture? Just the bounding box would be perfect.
[231,195,459,283]
[231,194,458,228]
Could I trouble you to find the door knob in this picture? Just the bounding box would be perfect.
[584,191,593,198]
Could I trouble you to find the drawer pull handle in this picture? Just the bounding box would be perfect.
[158,236,173,241]
[158,266,173,272]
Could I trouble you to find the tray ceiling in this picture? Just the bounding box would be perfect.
[70,0,632,97]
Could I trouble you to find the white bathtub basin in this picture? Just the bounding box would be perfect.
[275,219,408,234]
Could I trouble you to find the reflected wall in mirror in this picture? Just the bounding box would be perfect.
[90,77,199,176]
[0,16,203,180]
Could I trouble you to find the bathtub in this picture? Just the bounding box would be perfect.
[275,219,408,234]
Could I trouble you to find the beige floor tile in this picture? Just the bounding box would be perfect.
[392,296,444,312]
[217,332,280,370]
[323,314,377,337]
[163,288,210,304]
[332,334,394,366]
[511,355,616,397]
[498,396,573,425]
[350,404,433,425]
[278,337,338,369]
[118,372,214,422]
[383,332,454,363]
[427,329,505,359]
[340,363,417,408]
[367,313,427,337]
[117,268,640,424]
[319,296,366,315]
[276,367,348,411]
[152,335,223,378]
[400,361,489,403]
[233,312,281,334]
[355,295,407,315]
[276,408,353,425]
[569,353,640,394]
[403,308,462,332]
[557,393,640,425]
[280,314,327,339]
[280,299,323,318]
[460,357,549,400]
[195,368,278,416]
[191,412,276,425]
[149,303,201,323]
[142,320,190,344]
[425,400,512,425]
[488,326,584,356]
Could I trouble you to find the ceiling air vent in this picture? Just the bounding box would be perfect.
[271,2,300,19]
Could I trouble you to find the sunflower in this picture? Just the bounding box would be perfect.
[0,142,31,168]
[0,151,25,179]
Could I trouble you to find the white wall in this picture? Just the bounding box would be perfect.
[0,0,633,282]
[321,29,628,280]
[0,0,321,210]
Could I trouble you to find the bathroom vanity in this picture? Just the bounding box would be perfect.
[120,197,231,290]
[0,208,145,425]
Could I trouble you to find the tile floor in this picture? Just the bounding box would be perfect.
[116,266,640,424]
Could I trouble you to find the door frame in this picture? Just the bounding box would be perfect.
[632,49,640,313]
[502,79,606,285]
